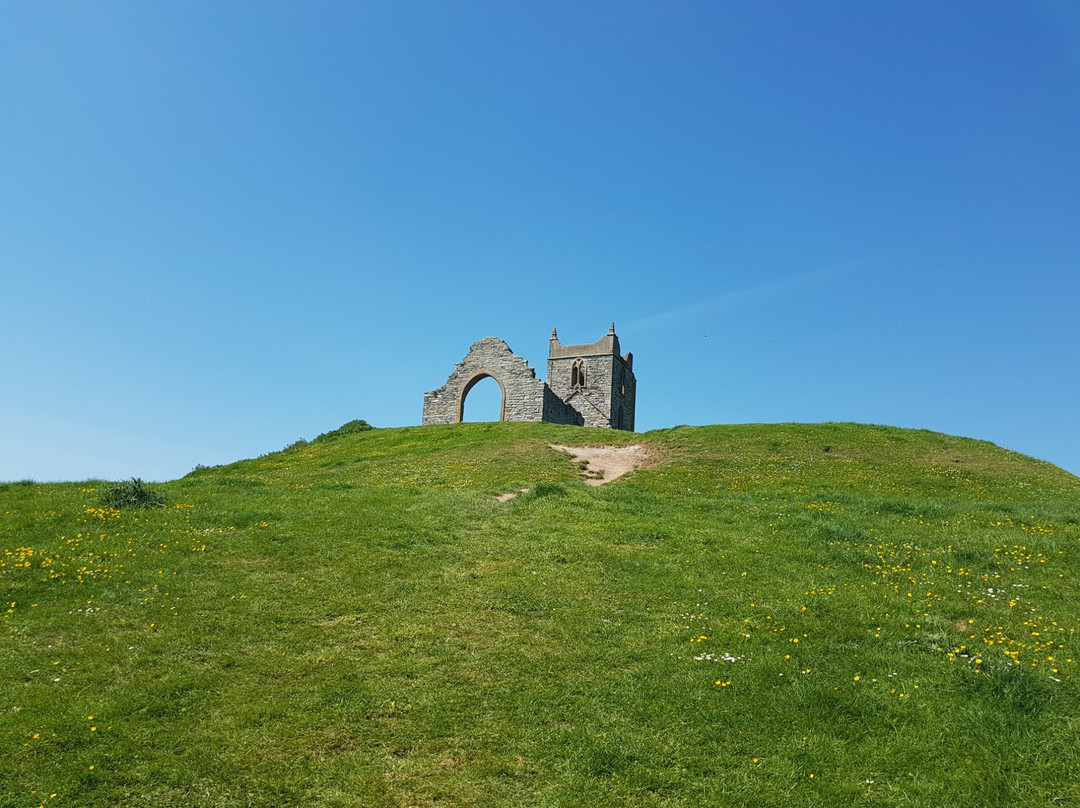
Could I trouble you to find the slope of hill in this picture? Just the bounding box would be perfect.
[3,422,1079,807]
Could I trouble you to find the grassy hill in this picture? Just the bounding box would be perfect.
[3,422,1079,807]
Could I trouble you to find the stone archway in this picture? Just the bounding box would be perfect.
[423,337,548,425]
[458,371,506,422]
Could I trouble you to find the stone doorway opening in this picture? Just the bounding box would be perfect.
[459,373,505,422]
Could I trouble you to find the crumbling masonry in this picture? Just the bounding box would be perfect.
[422,324,636,431]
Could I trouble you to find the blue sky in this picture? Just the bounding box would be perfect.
[2,1,1078,481]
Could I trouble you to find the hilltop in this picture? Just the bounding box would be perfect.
[2,422,1079,807]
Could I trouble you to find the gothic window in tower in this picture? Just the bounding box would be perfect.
[571,359,587,389]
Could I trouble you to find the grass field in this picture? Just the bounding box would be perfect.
[3,422,1079,807]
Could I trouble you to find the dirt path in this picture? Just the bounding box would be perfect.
[549,444,651,486]
[496,444,652,501]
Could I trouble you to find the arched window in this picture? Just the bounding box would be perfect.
[571,359,587,389]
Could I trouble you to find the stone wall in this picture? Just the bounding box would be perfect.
[611,359,636,431]
[543,385,585,426]
[422,337,548,425]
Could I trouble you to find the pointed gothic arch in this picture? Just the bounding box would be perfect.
[422,337,549,425]
[458,372,506,422]
[571,358,587,389]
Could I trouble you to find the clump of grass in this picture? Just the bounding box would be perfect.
[526,481,567,499]
[99,477,165,508]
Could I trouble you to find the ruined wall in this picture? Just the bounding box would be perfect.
[422,337,548,425]
[543,385,585,426]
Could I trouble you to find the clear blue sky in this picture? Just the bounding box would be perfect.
[2,1,1078,481]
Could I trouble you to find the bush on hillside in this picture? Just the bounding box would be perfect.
[314,419,374,443]
[100,478,166,509]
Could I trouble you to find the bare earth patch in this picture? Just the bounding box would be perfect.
[496,488,529,503]
[549,444,652,486]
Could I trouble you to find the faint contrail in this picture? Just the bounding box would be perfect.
[623,266,837,333]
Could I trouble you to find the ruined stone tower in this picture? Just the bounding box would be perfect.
[422,324,636,431]
[547,322,636,430]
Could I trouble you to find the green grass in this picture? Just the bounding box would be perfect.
[2,421,1079,807]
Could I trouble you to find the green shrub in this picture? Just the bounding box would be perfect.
[100,478,166,509]
[314,419,374,443]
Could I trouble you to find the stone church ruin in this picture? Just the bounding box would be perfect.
[423,323,637,431]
